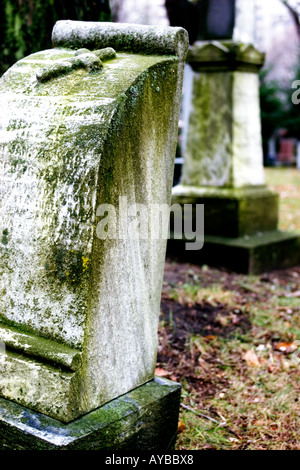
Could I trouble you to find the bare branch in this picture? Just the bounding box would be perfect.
[280,0,300,40]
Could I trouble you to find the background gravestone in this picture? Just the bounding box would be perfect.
[0,21,188,450]
[168,0,300,274]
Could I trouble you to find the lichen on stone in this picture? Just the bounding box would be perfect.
[92,47,116,61]
[35,47,117,83]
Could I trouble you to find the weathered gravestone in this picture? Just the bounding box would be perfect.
[0,20,188,450]
[168,0,300,273]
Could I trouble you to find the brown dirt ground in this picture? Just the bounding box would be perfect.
[157,258,300,401]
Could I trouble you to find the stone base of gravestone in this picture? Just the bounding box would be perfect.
[172,186,279,238]
[0,377,181,451]
[168,186,300,274]
[168,230,300,275]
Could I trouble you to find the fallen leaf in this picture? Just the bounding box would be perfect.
[274,352,283,361]
[177,421,186,432]
[198,357,208,370]
[256,344,267,352]
[230,314,240,325]
[215,313,229,327]
[277,306,293,314]
[274,342,298,354]
[267,363,276,373]
[204,335,217,342]
[242,349,261,367]
[252,397,261,403]
[281,359,291,370]
[155,367,169,377]
[285,290,300,298]
[252,419,265,426]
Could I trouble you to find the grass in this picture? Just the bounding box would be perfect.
[159,167,300,450]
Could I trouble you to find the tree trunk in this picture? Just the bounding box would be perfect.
[280,0,300,40]
[0,0,112,76]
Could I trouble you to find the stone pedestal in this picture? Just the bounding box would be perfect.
[168,40,300,273]
[0,377,181,451]
[0,21,188,448]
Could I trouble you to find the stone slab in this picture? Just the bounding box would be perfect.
[167,231,300,274]
[0,377,181,451]
[172,185,279,237]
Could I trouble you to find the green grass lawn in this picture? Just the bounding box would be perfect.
[159,167,300,450]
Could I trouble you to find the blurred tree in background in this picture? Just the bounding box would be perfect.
[277,0,300,140]
[284,59,300,140]
[278,1,300,138]
[259,56,300,165]
[0,0,111,76]
[165,0,202,44]
[259,67,286,162]
[280,0,300,39]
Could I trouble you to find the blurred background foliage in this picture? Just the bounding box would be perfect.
[259,58,300,162]
[0,0,111,76]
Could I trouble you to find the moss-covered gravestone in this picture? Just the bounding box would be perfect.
[0,21,188,450]
[169,3,300,274]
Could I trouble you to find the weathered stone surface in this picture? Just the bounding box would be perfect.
[0,323,82,370]
[168,231,300,274]
[187,41,265,73]
[0,377,181,450]
[172,186,279,237]
[0,22,188,422]
[52,20,188,58]
[180,41,265,188]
